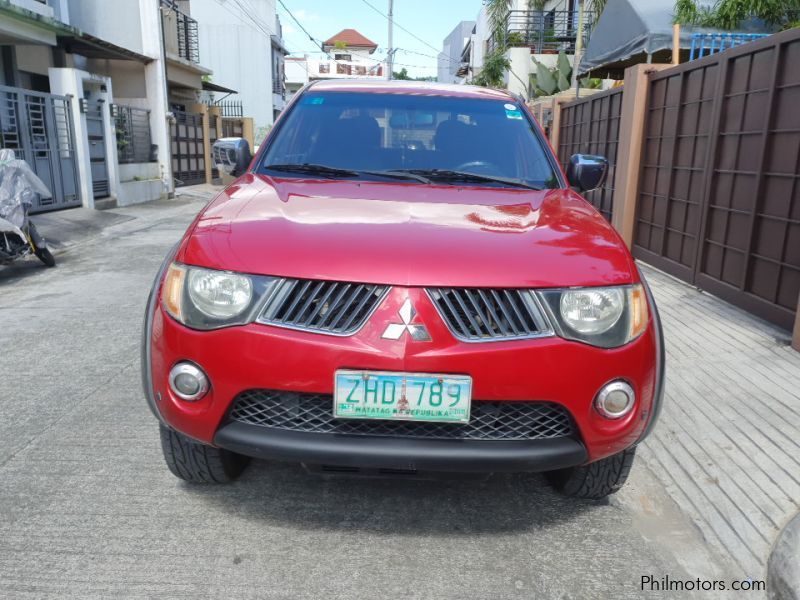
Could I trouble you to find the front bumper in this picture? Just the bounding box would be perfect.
[214,421,588,472]
[143,269,663,468]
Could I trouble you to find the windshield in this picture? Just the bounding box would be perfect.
[259,91,561,189]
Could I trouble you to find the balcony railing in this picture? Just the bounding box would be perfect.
[688,33,769,60]
[161,0,200,64]
[490,9,595,55]
[214,100,243,118]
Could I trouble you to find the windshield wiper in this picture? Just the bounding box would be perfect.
[264,164,431,184]
[394,169,543,191]
[264,163,359,178]
[359,170,432,184]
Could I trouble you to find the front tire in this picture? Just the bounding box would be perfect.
[34,247,55,267]
[547,447,636,499]
[159,424,249,483]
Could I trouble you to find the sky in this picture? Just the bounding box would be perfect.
[276,0,484,78]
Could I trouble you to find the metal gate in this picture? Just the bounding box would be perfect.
[0,85,80,213]
[557,87,624,221]
[85,100,109,199]
[633,28,800,330]
[170,109,205,187]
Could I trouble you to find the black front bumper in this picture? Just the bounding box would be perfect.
[214,421,588,473]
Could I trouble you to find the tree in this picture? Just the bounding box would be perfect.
[393,68,412,80]
[673,0,800,29]
[470,0,512,88]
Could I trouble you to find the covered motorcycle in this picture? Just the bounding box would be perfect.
[0,149,56,267]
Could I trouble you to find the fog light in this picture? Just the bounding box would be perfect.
[595,381,635,419]
[169,362,209,401]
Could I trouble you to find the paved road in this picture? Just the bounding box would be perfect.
[0,195,770,599]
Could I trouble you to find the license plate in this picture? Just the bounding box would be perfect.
[334,370,472,423]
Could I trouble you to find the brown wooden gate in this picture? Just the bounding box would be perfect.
[170,109,205,187]
[633,28,800,330]
[221,117,244,139]
[557,87,623,221]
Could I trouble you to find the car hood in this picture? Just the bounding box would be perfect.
[178,174,636,288]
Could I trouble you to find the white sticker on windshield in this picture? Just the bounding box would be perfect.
[504,103,516,110]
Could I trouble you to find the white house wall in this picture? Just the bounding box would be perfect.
[65,0,145,56]
[191,0,278,136]
[470,7,490,74]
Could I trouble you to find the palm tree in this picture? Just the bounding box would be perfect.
[673,0,800,29]
[486,0,512,45]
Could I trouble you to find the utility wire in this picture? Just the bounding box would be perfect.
[277,1,436,75]
[276,0,322,48]
[218,0,312,76]
[358,0,442,55]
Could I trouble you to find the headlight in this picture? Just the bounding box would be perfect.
[187,268,252,319]
[559,288,624,334]
[538,284,648,348]
[162,263,275,330]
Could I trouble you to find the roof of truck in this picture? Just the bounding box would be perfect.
[308,79,516,101]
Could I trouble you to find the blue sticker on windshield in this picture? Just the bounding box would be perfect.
[505,109,523,120]
[302,96,325,105]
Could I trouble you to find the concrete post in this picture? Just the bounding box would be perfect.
[611,64,670,247]
[506,47,532,99]
[48,68,117,210]
[242,117,255,151]
[208,106,222,184]
[550,98,563,153]
[139,0,174,198]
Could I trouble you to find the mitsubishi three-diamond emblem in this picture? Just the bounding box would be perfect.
[381,298,432,341]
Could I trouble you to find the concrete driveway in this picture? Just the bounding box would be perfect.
[0,192,791,599]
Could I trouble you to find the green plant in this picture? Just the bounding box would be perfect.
[393,67,412,80]
[506,31,526,46]
[530,52,572,96]
[471,50,511,87]
[529,51,602,97]
[333,40,347,50]
[673,0,800,29]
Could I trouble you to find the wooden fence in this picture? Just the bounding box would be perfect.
[556,87,623,221]
[546,27,800,346]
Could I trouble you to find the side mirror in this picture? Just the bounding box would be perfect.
[566,154,608,192]
[212,137,252,177]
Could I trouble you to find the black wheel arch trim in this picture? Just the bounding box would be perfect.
[141,243,180,423]
[635,265,665,443]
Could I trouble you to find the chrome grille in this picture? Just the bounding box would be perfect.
[229,390,575,441]
[258,279,389,335]
[427,288,551,341]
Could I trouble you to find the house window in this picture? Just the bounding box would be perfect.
[319,63,330,74]
[334,53,352,61]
